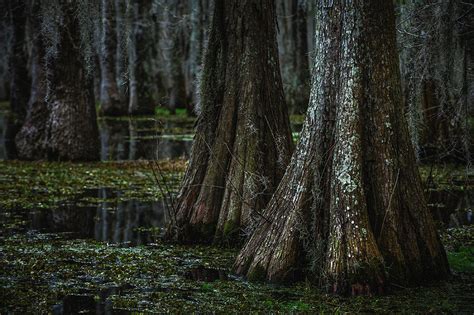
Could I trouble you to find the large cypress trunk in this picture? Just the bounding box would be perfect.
[234,0,449,295]
[99,0,126,116]
[16,1,99,161]
[46,2,99,161]
[167,0,293,245]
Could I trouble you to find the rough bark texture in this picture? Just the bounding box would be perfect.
[16,1,99,161]
[234,0,449,295]
[167,0,293,245]
[99,0,126,116]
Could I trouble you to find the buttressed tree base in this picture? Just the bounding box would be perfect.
[234,0,449,295]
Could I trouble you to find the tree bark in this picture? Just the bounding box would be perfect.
[167,0,293,245]
[186,0,211,115]
[99,0,126,116]
[16,1,99,161]
[166,0,189,114]
[234,0,449,295]
[15,0,48,160]
[400,0,470,163]
[5,0,30,157]
[276,0,310,115]
[128,0,155,115]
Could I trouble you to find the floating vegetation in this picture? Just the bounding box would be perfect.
[0,160,473,313]
[0,160,185,211]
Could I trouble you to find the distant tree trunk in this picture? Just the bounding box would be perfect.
[115,0,128,103]
[5,0,30,157]
[234,0,449,295]
[186,0,211,115]
[15,0,49,160]
[99,0,126,116]
[167,0,189,115]
[167,0,293,245]
[128,0,155,115]
[276,0,310,115]
[400,0,470,163]
[16,1,99,161]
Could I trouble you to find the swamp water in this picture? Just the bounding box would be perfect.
[0,111,473,313]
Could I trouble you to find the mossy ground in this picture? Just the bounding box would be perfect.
[0,159,473,313]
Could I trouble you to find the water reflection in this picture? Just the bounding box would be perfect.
[99,118,194,161]
[427,189,473,227]
[29,189,169,246]
[0,113,304,162]
[0,110,194,161]
[0,111,7,160]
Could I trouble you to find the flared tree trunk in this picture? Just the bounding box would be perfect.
[99,0,126,116]
[16,1,99,161]
[234,0,449,295]
[167,0,293,245]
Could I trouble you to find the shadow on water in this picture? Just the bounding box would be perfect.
[26,188,169,246]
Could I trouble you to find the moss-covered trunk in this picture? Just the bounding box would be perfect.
[16,1,99,161]
[167,0,293,245]
[234,0,449,295]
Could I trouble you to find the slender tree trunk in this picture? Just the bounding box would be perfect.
[16,1,99,161]
[15,0,49,160]
[5,0,30,157]
[234,0,449,295]
[128,0,155,115]
[276,0,310,115]
[167,0,293,245]
[99,0,126,116]
[167,0,189,114]
[186,0,211,115]
[115,0,128,103]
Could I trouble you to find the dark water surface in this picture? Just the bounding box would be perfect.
[0,112,195,161]
[0,112,305,161]
[0,110,473,313]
